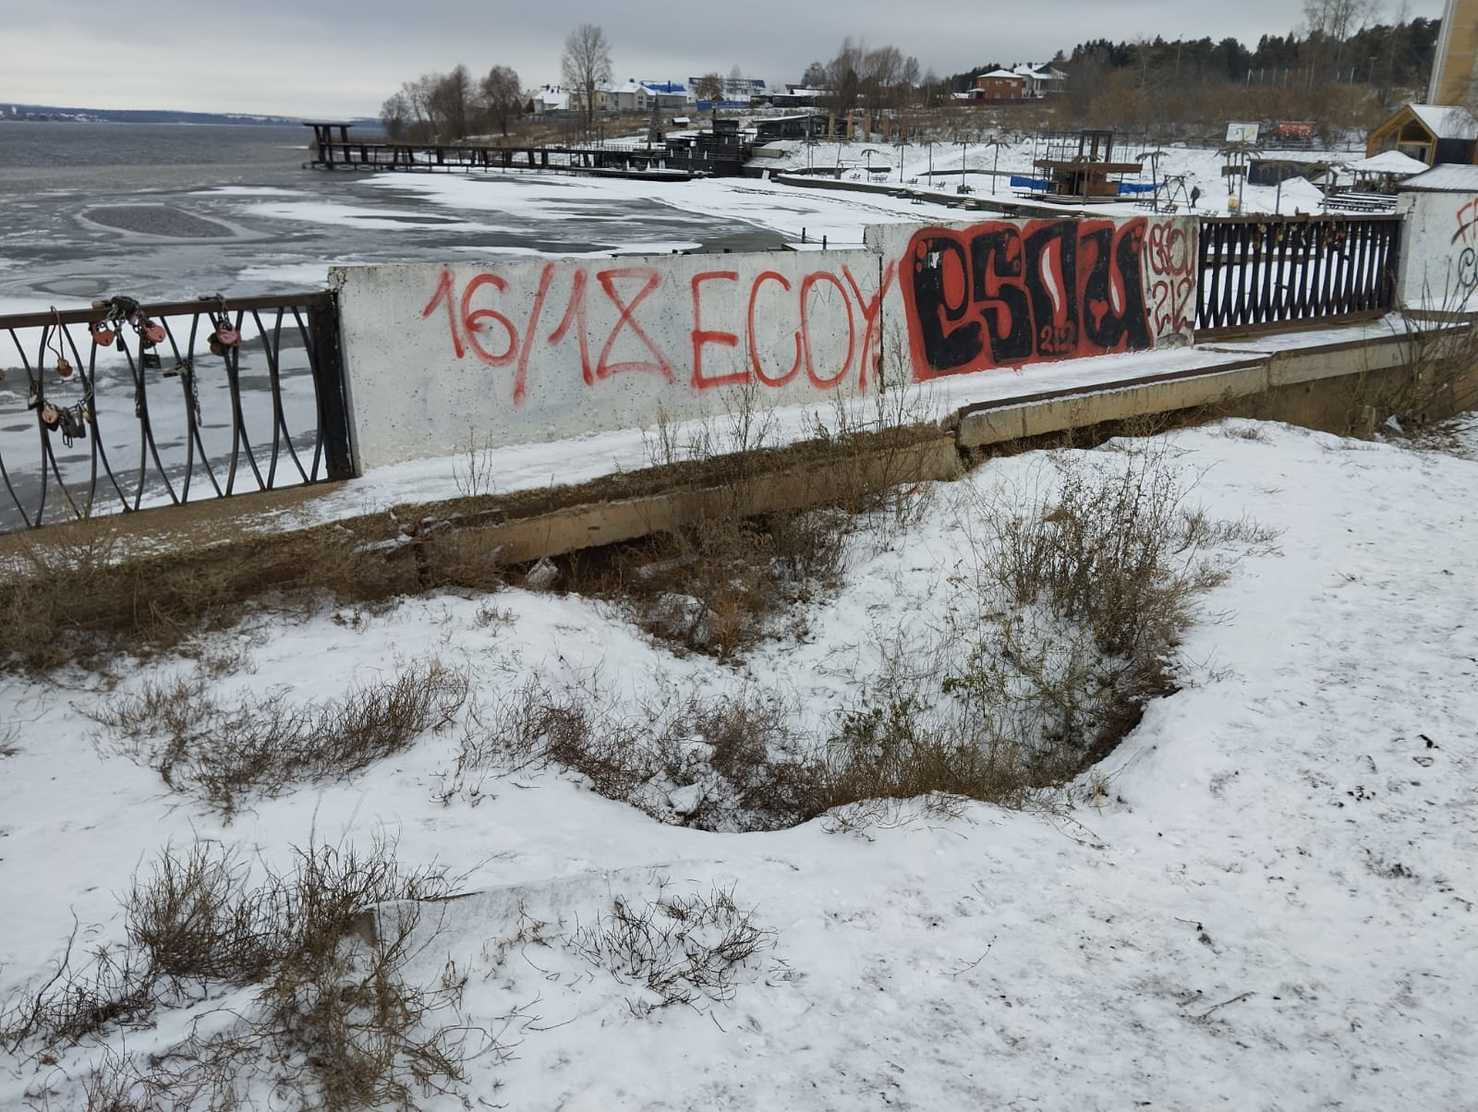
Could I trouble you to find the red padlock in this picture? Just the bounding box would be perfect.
[56,357,73,379]
[142,321,167,344]
[90,322,116,346]
[216,325,240,347]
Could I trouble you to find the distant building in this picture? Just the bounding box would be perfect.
[974,70,1026,101]
[1011,64,1067,98]
[640,81,693,110]
[753,113,824,140]
[529,84,570,116]
[687,75,767,104]
[600,80,651,114]
[1366,103,1478,167]
[772,87,826,110]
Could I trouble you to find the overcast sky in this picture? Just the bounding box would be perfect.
[0,0,1449,118]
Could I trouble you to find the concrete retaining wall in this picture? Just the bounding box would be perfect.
[333,212,1199,471]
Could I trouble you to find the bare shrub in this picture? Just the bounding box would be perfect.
[952,447,1276,769]
[2,837,483,1110]
[569,886,774,1016]
[814,693,1042,813]
[437,681,824,831]
[453,425,497,499]
[123,841,278,983]
[0,925,153,1055]
[95,659,468,814]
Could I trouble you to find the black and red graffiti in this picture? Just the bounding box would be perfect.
[901,217,1153,379]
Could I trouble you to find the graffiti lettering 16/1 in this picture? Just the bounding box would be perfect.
[422,261,894,404]
[903,218,1152,378]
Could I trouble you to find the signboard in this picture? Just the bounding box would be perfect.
[1271,121,1316,141]
[1221,165,1247,177]
[1226,121,1260,143]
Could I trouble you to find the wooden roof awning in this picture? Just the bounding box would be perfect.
[1035,159,1142,174]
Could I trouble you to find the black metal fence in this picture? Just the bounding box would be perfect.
[1196,214,1402,336]
[0,292,351,534]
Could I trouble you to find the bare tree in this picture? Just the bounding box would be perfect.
[801,60,828,88]
[428,65,472,140]
[1303,0,1378,79]
[479,65,523,136]
[563,23,613,133]
[861,45,903,122]
[380,91,411,140]
[695,72,725,126]
[825,39,865,129]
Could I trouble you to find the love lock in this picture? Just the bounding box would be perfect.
[39,402,60,429]
[55,357,73,379]
[59,405,87,446]
[215,324,240,347]
[90,322,116,346]
[142,320,167,344]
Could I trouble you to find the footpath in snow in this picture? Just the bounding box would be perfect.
[0,419,1475,1110]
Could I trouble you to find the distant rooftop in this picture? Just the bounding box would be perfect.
[1408,103,1478,140]
[1401,163,1478,191]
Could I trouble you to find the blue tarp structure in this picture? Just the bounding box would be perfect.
[1117,181,1157,195]
[1010,175,1050,191]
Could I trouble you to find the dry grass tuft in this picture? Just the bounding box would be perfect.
[2,837,485,1110]
[570,885,774,1017]
[94,659,468,815]
[437,682,824,831]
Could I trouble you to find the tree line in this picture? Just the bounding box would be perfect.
[796,41,931,124]
[942,3,1436,95]
[380,65,524,142]
[379,23,619,141]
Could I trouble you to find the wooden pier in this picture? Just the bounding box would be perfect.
[303,122,749,179]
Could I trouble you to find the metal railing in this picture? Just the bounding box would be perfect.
[0,292,352,534]
[1196,214,1401,336]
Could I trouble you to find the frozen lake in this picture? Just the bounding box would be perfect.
[0,122,796,530]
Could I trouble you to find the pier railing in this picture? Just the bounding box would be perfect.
[0,292,351,533]
[1196,214,1402,336]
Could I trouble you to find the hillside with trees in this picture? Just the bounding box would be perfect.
[944,8,1440,134]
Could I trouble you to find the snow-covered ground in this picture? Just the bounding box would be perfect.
[2,418,1475,1110]
[754,134,1358,217]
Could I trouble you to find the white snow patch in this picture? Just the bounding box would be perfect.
[1,420,1475,1109]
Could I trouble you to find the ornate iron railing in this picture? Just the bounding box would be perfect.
[0,292,351,533]
[1196,214,1402,336]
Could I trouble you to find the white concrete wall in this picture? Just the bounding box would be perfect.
[1397,191,1478,310]
[333,248,900,471]
[333,213,1199,472]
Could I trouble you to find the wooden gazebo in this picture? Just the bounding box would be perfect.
[1034,130,1141,201]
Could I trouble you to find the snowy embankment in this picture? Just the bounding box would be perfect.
[1,420,1475,1109]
